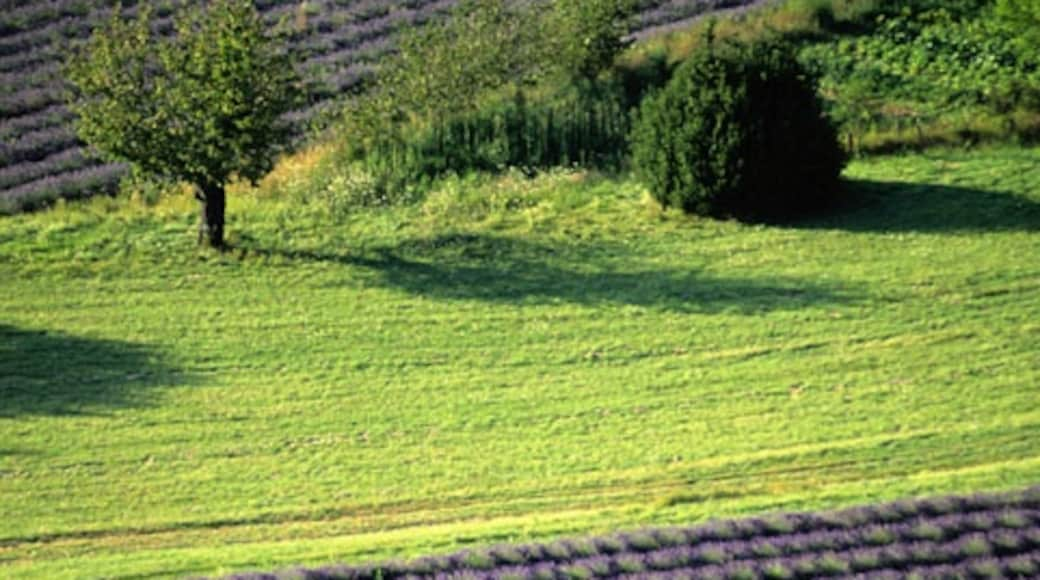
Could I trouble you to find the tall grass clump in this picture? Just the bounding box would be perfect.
[331,0,636,203]
[357,87,631,191]
[632,32,846,221]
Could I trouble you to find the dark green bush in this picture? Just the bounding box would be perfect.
[632,36,847,220]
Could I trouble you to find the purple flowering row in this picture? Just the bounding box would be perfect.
[632,0,759,30]
[219,487,1040,580]
[0,104,72,142]
[0,162,125,214]
[467,525,1040,579]
[0,125,78,165]
[0,147,88,190]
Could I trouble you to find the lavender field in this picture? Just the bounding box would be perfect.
[232,488,1040,579]
[0,0,757,213]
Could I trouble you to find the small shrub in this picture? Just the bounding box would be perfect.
[1007,557,1038,577]
[461,550,495,570]
[761,516,795,535]
[625,531,660,552]
[695,546,727,565]
[654,527,688,547]
[909,522,945,541]
[960,536,993,558]
[544,541,572,561]
[594,536,624,554]
[587,558,612,576]
[921,498,957,516]
[968,560,1003,579]
[850,550,881,571]
[965,513,997,531]
[762,562,794,579]
[909,543,943,565]
[491,546,527,566]
[569,539,599,558]
[864,527,896,545]
[706,521,738,540]
[725,565,755,580]
[815,553,850,576]
[990,530,1023,554]
[561,564,593,579]
[615,554,646,573]
[751,541,781,558]
[632,34,846,221]
[792,557,817,577]
[647,550,684,570]
[997,511,1030,529]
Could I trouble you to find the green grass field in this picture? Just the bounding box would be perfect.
[1,147,1039,579]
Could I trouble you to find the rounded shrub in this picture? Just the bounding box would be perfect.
[632,35,847,221]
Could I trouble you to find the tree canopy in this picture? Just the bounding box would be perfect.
[66,0,302,247]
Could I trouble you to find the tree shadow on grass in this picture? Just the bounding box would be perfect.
[241,233,857,314]
[797,179,1040,233]
[0,325,187,418]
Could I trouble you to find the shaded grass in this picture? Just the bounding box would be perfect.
[240,233,856,313]
[0,324,190,417]
[0,147,1037,579]
[804,180,1040,233]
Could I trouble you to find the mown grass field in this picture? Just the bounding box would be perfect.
[1,147,1039,578]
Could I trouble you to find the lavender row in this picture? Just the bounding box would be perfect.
[0,148,88,191]
[400,511,1040,579]
[0,162,124,214]
[0,104,72,141]
[472,525,1040,579]
[0,62,62,96]
[0,125,79,166]
[292,0,450,57]
[233,529,1040,580]
[630,0,776,40]
[0,0,295,37]
[0,0,93,36]
[221,487,1040,580]
[607,553,1040,580]
[631,0,758,30]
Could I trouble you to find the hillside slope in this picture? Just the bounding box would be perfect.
[1,147,1038,578]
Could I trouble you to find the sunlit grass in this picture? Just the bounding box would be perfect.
[1,146,1038,579]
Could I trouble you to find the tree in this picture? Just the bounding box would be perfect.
[548,0,635,82]
[66,0,301,248]
[359,0,549,129]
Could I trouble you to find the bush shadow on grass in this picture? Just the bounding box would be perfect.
[242,233,857,314]
[796,179,1040,233]
[0,325,187,418]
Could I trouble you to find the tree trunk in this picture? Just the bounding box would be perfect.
[197,183,226,249]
